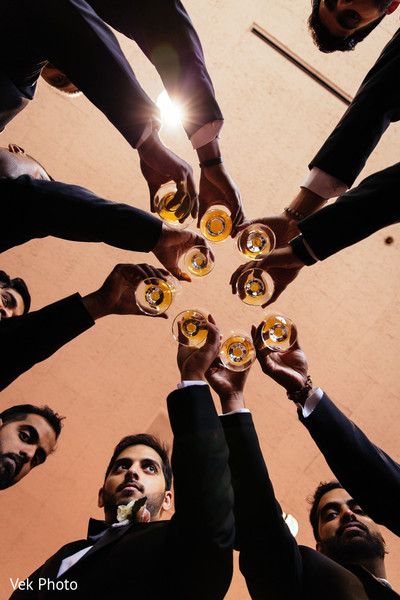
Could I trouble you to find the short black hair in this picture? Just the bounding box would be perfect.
[308,0,387,53]
[309,481,343,541]
[0,404,64,439]
[0,270,31,313]
[104,433,172,490]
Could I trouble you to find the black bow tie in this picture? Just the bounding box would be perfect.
[87,518,113,539]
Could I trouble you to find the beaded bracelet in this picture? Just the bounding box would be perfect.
[284,206,305,221]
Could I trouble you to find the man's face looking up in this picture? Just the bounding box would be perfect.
[316,488,386,563]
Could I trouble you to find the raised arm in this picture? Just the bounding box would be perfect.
[166,316,234,599]
[205,359,303,599]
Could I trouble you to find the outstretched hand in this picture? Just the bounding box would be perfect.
[251,324,308,393]
[177,315,221,381]
[153,224,213,282]
[197,165,244,235]
[230,246,304,307]
[138,132,198,218]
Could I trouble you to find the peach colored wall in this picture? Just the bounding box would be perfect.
[1,2,399,599]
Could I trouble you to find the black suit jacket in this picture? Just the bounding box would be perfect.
[221,412,399,600]
[0,0,157,146]
[300,392,400,537]
[86,0,223,139]
[298,162,400,260]
[10,385,234,599]
[310,28,400,187]
[0,175,163,390]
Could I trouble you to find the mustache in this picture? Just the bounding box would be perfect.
[337,520,369,536]
[116,479,144,494]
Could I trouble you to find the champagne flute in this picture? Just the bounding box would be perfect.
[136,276,180,316]
[219,331,256,372]
[236,268,274,306]
[237,223,276,260]
[200,205,232,242]
[172,309,209,347]
[260,313,297,351]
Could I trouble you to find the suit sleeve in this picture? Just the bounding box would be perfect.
[298,162,400,260]
[0,176,162,254]
[310,28,400,187]
[14,0,158,147]
[86,0,223,139]
[300,393,400,536]
[222,412,302,600]
[167,385,234,600]
[0,294,94,391]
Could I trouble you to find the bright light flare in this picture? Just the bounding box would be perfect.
[156,90,183,128]
[283,512,299,538]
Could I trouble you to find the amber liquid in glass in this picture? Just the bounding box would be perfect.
[220,335,255,371]
[185,248,213,277]
[200,208,232,242]
[261,315,293,351]
[240,227,272,259]
[143,280,174,313]
[238,269,274,306]
[158,191,191,223]
[177,310,208,346]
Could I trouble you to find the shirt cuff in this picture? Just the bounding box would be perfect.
[302,167,348,200]
[302,387,323,418]
[219,408,251,417]
[135,119,161,149]
[190,120,223,150]
[177,380,207,389]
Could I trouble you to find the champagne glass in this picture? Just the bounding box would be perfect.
[236,268,274,306]
[182,245,215,277]
[154,181,193,228]
[219,331,256,372]
[260,313,297,351]
[237,223,276,260]
[200,205,232,242]
[172,309,209,347]
[136,276,180,316]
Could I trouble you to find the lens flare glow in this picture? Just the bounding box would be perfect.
[156,90,183,128]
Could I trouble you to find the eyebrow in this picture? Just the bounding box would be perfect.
[319,498,361,519]
[142,458,161,470]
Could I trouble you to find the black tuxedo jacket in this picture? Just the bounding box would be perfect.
[86,0,223,139]
[0,0,157,146]
[221,412,399,600]
[0,175,162,391]
[300,392,400,537]
[298,162,400,260]
[299,29,400,261]
[310,28,400,188]
[10,385,234,599]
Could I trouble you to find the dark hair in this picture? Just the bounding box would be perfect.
[104,433,172,490]
[309,481,343,541]
[0,270,31,314]
[0,404,64,439]
[308,0,388,53]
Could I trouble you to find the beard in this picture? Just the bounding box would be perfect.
[102,489,166,522]
[0,453,24,489]
[319,529,386,565]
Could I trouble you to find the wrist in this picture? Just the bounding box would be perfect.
[288,188,326,219]
[220,391,245,413]
[82,291,110,321]
[287,375,313,406]
[196,138,221,162]
[180,371,206,382]
[137,131,160,157]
